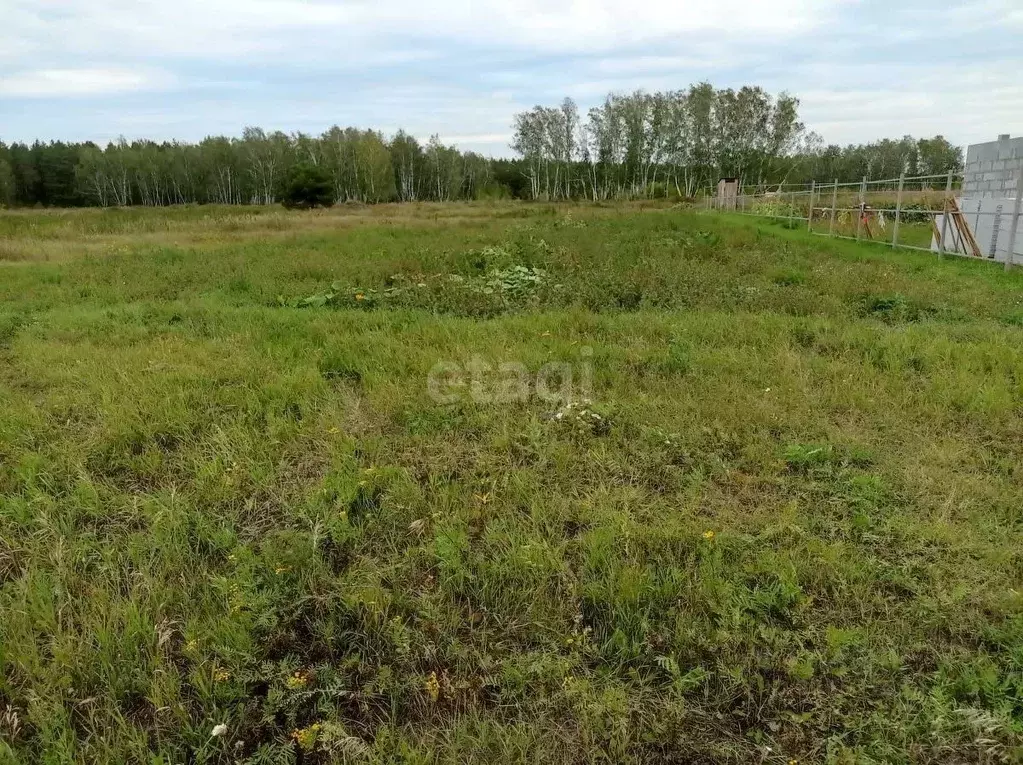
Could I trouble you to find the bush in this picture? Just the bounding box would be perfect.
[475,182,513,201]
[281,162,333,209]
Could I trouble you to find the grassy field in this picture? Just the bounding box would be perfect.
[2,202,1023,764]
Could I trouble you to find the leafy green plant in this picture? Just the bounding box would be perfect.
[471,265,549,298]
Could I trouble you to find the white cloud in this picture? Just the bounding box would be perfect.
[440,132,511,146]
[592,55,736,76]
[0,0,1020,151]
[0,67,175,96]
[792,60,1023,148]
[2,0,835,62]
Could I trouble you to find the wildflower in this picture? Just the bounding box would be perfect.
[355,293,365,301]
[425,671,440,703]
[290,723,322,751]
[285,670,310,689]
[227,554,236,562]
[214,668,230,682]
[702,530,716,541]
[211,723,228,738]
[185,639,198,651]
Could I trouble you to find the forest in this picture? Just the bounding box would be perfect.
[0,83,963,208]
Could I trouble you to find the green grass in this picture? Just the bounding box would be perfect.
[2,202,1023,763]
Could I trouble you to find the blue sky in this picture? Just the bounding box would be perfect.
[2,0,1021,155]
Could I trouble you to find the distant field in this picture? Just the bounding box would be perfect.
[2,202,1023,764]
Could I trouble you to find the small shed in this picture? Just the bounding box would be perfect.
[717,177,739,210]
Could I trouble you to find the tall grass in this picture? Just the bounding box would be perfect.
[1,203,1022,763]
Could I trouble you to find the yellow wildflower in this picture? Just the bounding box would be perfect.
[290,722,321,751]
[425,671,440,703]
[702,530,715,541]
[214,668,230,682]
[354,293,365,301]
[285,670,310,689]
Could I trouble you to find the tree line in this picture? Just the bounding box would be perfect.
[0,128,504,208]
[513,84,805,199]
[512,84,963,199]
[0,82,963,208]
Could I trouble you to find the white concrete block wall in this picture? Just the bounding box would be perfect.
[964,136,1023,198]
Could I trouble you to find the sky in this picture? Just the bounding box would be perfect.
[1,0,1021,156]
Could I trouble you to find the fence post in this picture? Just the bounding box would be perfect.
[856,176,866,240]
[807,180,815,232]
[1005,166,1023,271]
[829,179,838,236]
[892,172,905,249]
[938,172,953,258]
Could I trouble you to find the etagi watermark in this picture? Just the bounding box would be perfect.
[427,347,593,404]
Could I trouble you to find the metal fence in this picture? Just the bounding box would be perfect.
[704,170,1023,271]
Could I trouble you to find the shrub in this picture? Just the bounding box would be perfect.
[281,162,333,209]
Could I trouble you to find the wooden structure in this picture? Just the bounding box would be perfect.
[716,178,739,210]
[948,197,984,258]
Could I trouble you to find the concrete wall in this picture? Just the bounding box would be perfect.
[962,135,1023,198]
[933,197,1023,263]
